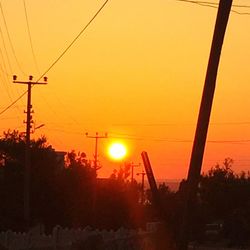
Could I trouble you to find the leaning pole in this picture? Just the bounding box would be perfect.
[178,0,233,249]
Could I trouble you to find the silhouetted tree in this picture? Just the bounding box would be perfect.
[198,158,250,246]
[57,150,95,228]
[0,130,61,231]
[109,163,131,182]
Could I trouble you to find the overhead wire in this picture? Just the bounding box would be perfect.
[0,1,26,75]
[0,45,18,109]
[1,0,249,123]
[31,0,110,129]
[112,121,250,127]
[0,22,12,74]
[0,91,27,115]
[176,0,250,8]
[35,0,110,82]
[0,64,13,102]
[176,0,250,15]
[90,131,250,144]
[0,41,24,120]
[46,90,84,128]
[22,0,40,74]
[0,0,26,110]
[0,46,10,78]
[0,0,110,116]
[39,128,250,145]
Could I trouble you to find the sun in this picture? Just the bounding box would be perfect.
[108,142,127,160]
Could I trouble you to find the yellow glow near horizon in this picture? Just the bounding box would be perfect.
[108,142,127,160]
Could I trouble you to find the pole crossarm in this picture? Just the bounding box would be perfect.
[13,75,47,85]
[85,132,108,139]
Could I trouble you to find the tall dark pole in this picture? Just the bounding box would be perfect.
[179,0,233,249]
[85,132,108,174]
[85,132,107,226]
[137,170,146,204]
[95,135,98,171]
[130,162,140,183]
[13,75,47,229]
[25,80,31,228]
[141,171,145,204]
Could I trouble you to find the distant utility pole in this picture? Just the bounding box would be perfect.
[130,162,141,183]
[85,132,108,173]
[13,75,47,229]
[179,0,233,249]
[137,170,146,204]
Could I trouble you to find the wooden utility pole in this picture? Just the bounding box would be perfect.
[13,75,47,229]
[130,162,140,183]
[85,132,108,173]
[141,151,158,196]
[137,170,146,204]
[179,0,233,249]
[85,132,107,226]
[141,151,177,249]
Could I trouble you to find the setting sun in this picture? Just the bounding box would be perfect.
[108,142,127,160]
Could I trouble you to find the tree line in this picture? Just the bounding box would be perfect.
[0,130,250,247]
[0,130,145,233]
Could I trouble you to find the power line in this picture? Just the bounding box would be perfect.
[0,21,13,74]
[113,121,250,127]
[36,0,110,82]
[35,89,84,129]
[0,1,26,75]
[23,0,40,74]
[176,0,250,15]
[0,49,24,122]
[176,0,250,8]
[108,132,250,144]
[0,48,24,120]
[21,126,250,145]
[0,0,110,116]
[20,0,110,130]
[0,91,27,115]
[0,1,27,114]
[231,9,250,15]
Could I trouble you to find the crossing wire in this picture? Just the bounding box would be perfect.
[0,0,110,116]
[23,0,40,74]
[36,0,110,82]
[0,1,26,75]
[176,0,250,14]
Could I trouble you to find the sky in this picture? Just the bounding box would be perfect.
[0,0,250,180]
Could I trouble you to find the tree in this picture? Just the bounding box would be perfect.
[199,158,237,221]
[57,150,96,228]
[0,130,62,231]
[198,158,250,246]
[109,163,131,182]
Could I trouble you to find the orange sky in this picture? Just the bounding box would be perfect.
[0,0,250,179]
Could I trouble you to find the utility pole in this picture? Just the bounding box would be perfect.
[85,132,107,226]
[141,151,176,249]
[13,75,47,229]
[141,151,159,204]
[179,0,233,249]
[85,132,108,174]
[137,170,146,204]
[130,162,140,183]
